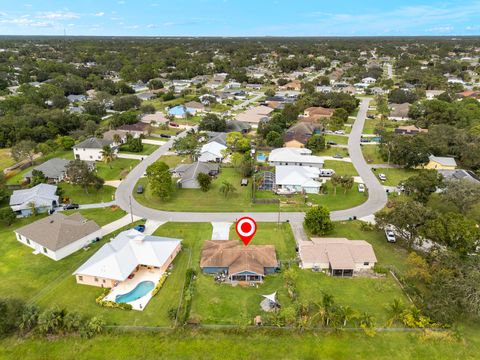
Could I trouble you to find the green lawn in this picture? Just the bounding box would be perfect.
[158,154,192,168]
[363,118,402,135]
[118,143,158,155]
[96,158,139,181]
[362,145,385,164]
[152,127,181,136]
[63,206,126,226]
[373,168,421,186]
[315,146,349,157]
[324,160,358,176]
[6,150,74,185]
[135,167,366,212]
[58,183,115,204]
[325,134,348,145]
[0,148,15,171]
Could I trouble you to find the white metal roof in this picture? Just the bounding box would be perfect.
[269,148,324,166]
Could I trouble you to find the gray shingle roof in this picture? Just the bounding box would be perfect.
[74,137,113,149]
[9,184,59,211]
[173,162,219,183]
[24,158,70,180]
[15,213,101,251]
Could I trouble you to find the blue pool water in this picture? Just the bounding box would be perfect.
[257,153,267,162]
[115,281,155,303]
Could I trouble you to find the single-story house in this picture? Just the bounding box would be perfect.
[279,80,302,91]
[438,169,480,185]
[205,132,227,146]
[394,125,428,135]
[225,81,241,89]
[67,94,87,103]
[74,229,182,288]
[268,148,324,168]
[226,119,251,134]
[284,123,321,148]
[425,155,457,170]
[15,213,101,261]
[141,112,169,126]
[200,240,278,283]
[129,82,149,93]
[73,137,116,162]
[299,237,377,276]
[388,103,411,121]
[235,105,274,126]
[426,90,445,100]
[362,77,376,84]
[198,141,228,163]
[24,158,70,183]
[10,183,59,216]
[275,166,322,194]
[301,107,335,123]
[172,162,220,189]
[135,92,156,101]
[184,101,205,112]
[117,122,149,137]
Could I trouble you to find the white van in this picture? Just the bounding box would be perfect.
[319,169,335,177]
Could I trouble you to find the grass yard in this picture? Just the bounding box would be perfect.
[158,154,192,168]
[324,160,358,176]
[58,183,115,204]
[118,143,158,155]
[0,148,15,170]
[96,158,139,181]
[325,134,348,145]
[63,206,126,226]
[363,118,402,135]
[373,168,421,186]
[362,145,385,164]
[315,146,349,157]
[152,127,181,136]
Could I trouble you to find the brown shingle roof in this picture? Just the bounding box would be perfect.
[15,213,101,251]
[200,240,278,275]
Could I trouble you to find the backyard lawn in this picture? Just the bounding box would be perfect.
[324,160,358,176]
[58,183,116,204]
[362,145,385,164]
[315,146,349,157]
[373,168,421,186]
[158,154,192,168]
[96,158,139,180]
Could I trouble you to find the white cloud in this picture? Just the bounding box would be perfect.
[94,12,105,17]
[36,11,80,20]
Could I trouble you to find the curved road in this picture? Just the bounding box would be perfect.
[115,98,387,222]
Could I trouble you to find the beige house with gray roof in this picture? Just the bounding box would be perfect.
[14,213,102,261]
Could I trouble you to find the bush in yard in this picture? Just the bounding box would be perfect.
[196,172,212,192]
[304,205,334,235]
[80,317,105,338]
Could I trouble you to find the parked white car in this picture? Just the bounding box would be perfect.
[334,130,345,134]
[358,183,365,192]
[378,173,387,181]
[385,227,396,243]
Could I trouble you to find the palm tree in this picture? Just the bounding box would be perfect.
[113,134,122,145]
[330,174,342,195]
[337,305,356,327]
[101,145,115,169]
[359,312,375,328]
[341,176,354,194]
[219,181,237,198]
[387,298,405,326]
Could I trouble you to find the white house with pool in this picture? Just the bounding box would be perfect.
[73,229,181,310]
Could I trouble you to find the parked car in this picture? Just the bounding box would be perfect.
[378,173,387,181]
[136,185,144,194]
[333,153,344,159]
[358,183,365,192]
[327,141,337,146]
[241,178,248,186]
[367,115,375,119]
[360,137,371,143]
[134,225,146,233]
[334,130,345,135]
[169,122,180,128]
[63,203,79,210]
[385,227,396,243]
[160,134,172,138]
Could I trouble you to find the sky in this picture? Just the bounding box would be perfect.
[0,1,480,37]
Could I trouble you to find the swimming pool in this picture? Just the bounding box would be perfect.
[257,153,267,162]
[115,281,155,303]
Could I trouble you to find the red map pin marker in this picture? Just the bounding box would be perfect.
[235,217,257,246]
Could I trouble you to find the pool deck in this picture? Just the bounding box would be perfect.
[104,266,163,311]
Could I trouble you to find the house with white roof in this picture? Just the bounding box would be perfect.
[74,229,182,288]
[268,148,324,168]
[425,155,457,170]
[275,166,323,194]
[361,77,376,84]
[198,141,228,163]
[9,183,59,217]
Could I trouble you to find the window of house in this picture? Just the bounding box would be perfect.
[43,247,47,253]
[94,277,98,282]
[363,262,369,266]
[78,276,83,281]
[26,239,30,245]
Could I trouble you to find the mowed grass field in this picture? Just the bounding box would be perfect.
[0,148,15,170]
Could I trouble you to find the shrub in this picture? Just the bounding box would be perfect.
[95,290,133,310]
[151,273,168,297]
